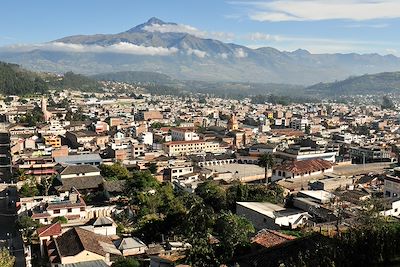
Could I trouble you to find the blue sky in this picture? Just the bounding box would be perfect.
[1,0,400,55]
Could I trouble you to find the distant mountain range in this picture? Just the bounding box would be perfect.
[1,17,400,85]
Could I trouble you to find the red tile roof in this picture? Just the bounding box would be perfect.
[37,223,62,237]
[271,129,304,137]
[274,159,333,174]
[251,229,296,248]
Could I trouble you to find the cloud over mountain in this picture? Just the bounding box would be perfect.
[0,42,178,56]
[1,17,400,85]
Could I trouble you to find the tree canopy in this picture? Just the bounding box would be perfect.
[111,257,140,267]
[0,61,48,95]
[100,163,130,181]
[0,247,15,267]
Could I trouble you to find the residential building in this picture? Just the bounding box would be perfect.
[171,127,199,141]
[236,202,310,230]
[114,237,147,256]
[44,135,62,148]
[54,153,103,166]
[163,140,225,156]
[46,227,121,266]
[384,168,400,198]
[55,165,104,193]
[272,159,333,181]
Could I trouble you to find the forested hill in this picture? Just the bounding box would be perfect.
[48,71,101,92]
[305,71,400,96]
[0,61,48,95]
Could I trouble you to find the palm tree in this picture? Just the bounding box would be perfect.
[258,153,275,185]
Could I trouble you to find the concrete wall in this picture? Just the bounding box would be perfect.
[236,204,279,231]
[60,250,105,265]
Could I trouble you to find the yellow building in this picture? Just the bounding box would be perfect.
[44,135,62,148]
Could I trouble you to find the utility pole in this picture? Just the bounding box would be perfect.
[363,152,366,171]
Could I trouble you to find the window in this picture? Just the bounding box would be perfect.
[54,209,60,214]
[80,207,85,211]
[67,208,72,213]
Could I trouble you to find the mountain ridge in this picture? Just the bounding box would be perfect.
[1,17,400,85]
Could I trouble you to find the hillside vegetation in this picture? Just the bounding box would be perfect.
[0,62,48,95]
[48,71,101,92]
[306,72,400,96]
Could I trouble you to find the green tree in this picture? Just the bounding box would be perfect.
[100,163,130,180]
[128,171,160,193]
[195,181,227,212]
[19,176,39,197]
[17,215,40,243]
[65,107,89,122]
[226,182,249,211]
[0,247,15,267]
[38,174,56,196]
[51,216,68,224]
[147,162,158,174]
[214,211,255,263]
[258,153,275,184]
[186,236,218,267]
[382,95,395,110]
[111,257,140,267]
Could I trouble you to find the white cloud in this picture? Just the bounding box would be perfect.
[345,23,390,28]
[0,42,178,56]
[218,52,229,59]
[247,32,282,41]
[386,48,398,55]
[233,0,400,22]
[143,23,235,41]
[143,23,207,37]
[234,48,248,58]
[209,31,236,41]
[186,48,208,58]
[245,35,399,54]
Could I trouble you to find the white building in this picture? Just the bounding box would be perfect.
[290,118,309,131]
[163,140,225,156]
[276,147,337,163]
[272,159,334,182]
[236,202,310,230]
[80,216,117,236]
[140,132,153,145]
[114,237,147,256]
[171,128,199,141]
[384,168,400,198]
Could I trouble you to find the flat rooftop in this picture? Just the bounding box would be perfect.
[237,202,306,218]
[298,190,335,203]
[206,163,264,179]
